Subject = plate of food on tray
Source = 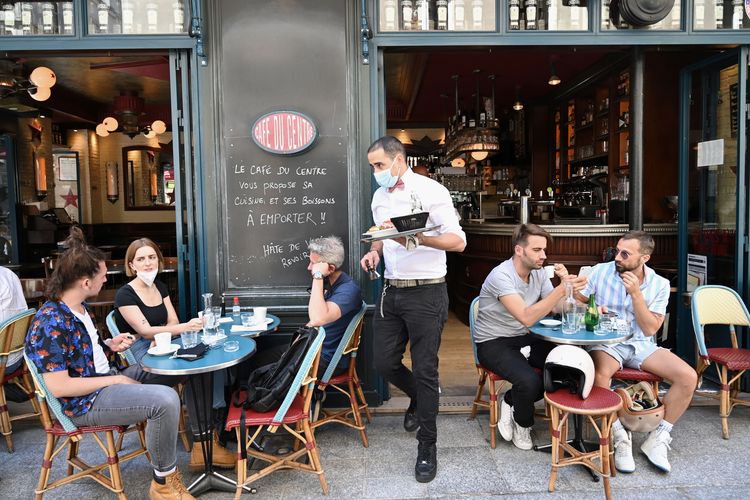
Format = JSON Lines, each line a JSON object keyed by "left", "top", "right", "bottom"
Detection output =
{"left": 362, "top": 221, "right": 398, "bottom": 239}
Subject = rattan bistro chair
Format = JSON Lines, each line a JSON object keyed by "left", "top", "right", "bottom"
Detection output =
{"left": 311, "top": 302, "right": 370, "bottom": 447}
{"left": 612, "top": 318, "right": 667, "bottom": 396}
{"left": 0, "top": 309, "right": 42, "bottom": 452}
{"left": 226, "top": 327, "right": 328, "bottom": 498}
{"left": 691, "top": 285, "right": 750, "bottom": 439}
{"left": 106, "top": 311, "right": 190, "bottom": 451}
{"left": 23, "top": 352, "right": 149, "bottom": 499}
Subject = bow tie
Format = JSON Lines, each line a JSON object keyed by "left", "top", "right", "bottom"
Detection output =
{"left": 387, "top": 179, "right": 405, "bottom": 193}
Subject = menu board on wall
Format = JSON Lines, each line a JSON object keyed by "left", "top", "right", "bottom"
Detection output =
{"left": 219, "top": 0, "right": 350, "bottom": 290}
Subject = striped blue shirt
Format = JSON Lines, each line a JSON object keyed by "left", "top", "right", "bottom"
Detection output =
{"left": 581, "top": 261, "right": 670, "bottom": 344}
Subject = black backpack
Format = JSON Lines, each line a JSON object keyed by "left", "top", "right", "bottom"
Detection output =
{"left": 235, "top": 325, "right": 317, "bottom": 413}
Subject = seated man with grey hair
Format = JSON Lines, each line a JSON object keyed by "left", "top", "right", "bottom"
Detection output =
{"left": 306, "top": 235, "right": 363, "bottom": 379}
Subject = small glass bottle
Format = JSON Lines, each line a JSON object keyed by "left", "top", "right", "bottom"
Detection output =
{"left": 173, "top": 1, "right": 185, "bottom": 32}
{"left": 20, "top": 2, "right": 32, "bottom": 35}
{"left": 2, "top": 3, "right": 15, "bottom": 36}
{"left": 42, "top": 2, "right": 56, "bottom": 34}
{"left": 146, "top": 1, "right": 159, "bottom": 32}
{"left": 122, "top": 0, "right": 134, "bottom": 33}
{"left": 97, "top": 1, "right": 109, "bottom": 33}
{"left": 401, "top": 0, "right": 413, "bottom": 30}
{"left": 232, "top": 296, "right": 241, "bottom": 318}
{"left": 509, "top": 0, "right": 521, "bottom": 30}
{"left": 584, "top": 293, "right": 599, "bottom": 332}
{"left": 62, "top": 2, "right": 73, "bottom": 34}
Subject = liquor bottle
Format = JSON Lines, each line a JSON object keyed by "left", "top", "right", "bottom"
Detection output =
{"left": 173, "top": 1, "right": 185, "bottom": 32}
{"left": 584, "top": 293, "right": 599, "bottom": 332}
{"left": 471, "top": 0, "right": 483, "bottom": 29}
{"left": 384, "top": 0, "right": 397, "bottom": 30}
{"left": 62, "top": 2, "right": 73, "bottom": 34}
{"left": 509, "top": 0, "right": 520, "bottom": 30}
{"left": 146, "top": 2, "right": 159, "bottom": 32}
{"left": 97, "top": 1, "right": 109, "bottom": 33}
{"left": 122, "top": 0, "right": 134, "bottom": 33}
{"left": 454, "top": 0, "right": 466, "bottom": 29}
{"left": 232, "top": 296, "right": 241, "bottom": 318}
{"left": 2, "top": 3, "right": 14, "bottom": 36}
{"left": 42, "top": 2, "right": 56, "bottom": 34}
{"left": 715, "top": 0, "right": 724, "bottom": 28}
{"left": 525, "top": 0, "right": 538, "bottom": 30}
{"left": 401, "top": 0, "right": 413, "bottom": 30}
{"left": 437, "top": 0, "right": 448, "bottom": 29}
{"left": 20, "top": 2, "right": 32, "bottom": 35}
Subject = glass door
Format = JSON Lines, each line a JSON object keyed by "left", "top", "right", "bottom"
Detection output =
{"left": 0, "top": 134, "right": 20, "bottom": 264}
{"left": 677, "top": 48, "right": 749, "bottom": 364}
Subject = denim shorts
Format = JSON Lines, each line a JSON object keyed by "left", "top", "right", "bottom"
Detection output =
{"left": 589, "top": 339, "right": 662, "bottom": 370}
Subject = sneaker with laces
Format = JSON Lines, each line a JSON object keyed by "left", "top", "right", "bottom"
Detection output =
{"left": 512, "top": 422, "right": 533, "bottom": 450}
{"left": 497, "top": 400, "right": 514, "bottom": 442}
{"left": 414, "top": 442, "right": 437, "bottom": 483}
{"left": 612, "top": 427, "right": 635, "bottom": 473}
{"left": 641, "top": 429, "right": 672, "bottom": 472}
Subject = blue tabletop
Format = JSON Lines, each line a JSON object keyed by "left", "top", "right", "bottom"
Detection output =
{"left": 218, "top": 313, "right": 281, "bottom": 337}
{"left": 140, "top": 335, "right": 256, "bottom": 376}
{"left": 529, "top": 320, "right": 632, "bottom": 346}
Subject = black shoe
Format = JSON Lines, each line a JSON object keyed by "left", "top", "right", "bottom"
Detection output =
{"left": 415, "top": 443, "right": 437, "bottom": 483}
{"left": 403, "top": 404, "right": 419, "bottom": 432}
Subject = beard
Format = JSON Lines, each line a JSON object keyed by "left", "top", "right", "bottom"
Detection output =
{"left": 615, "top": 261, "right": 639, "bottom": 274}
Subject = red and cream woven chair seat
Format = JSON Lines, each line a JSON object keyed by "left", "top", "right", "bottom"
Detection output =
{"left": 545, "top": 386, "right": 622, "bottom": 500}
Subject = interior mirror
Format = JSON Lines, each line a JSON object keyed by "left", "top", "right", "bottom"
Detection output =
{"left": 122, "top": 145, "right": 175, "bottom": 210}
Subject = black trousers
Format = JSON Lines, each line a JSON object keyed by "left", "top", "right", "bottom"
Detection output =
{"left": 373, "top": 282, "right": 448, "bottom": 446}
{"left": 476, "top": 334, "right": 555, "bottom": 428}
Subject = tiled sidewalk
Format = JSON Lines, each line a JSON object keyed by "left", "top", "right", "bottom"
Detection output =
{"left": 0, "top": 403, "right": 748, "bottom": 499}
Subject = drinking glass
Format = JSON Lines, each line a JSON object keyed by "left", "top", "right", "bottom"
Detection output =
{"left": 181, "top": 330, "right": 199, "bottom": 349}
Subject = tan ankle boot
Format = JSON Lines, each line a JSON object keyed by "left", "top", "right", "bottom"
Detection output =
{"left": 149, "top": 469, "right": 195, "bottom": 500}
{"left": 188, "top": 433, "right": 236, "bottom": 471}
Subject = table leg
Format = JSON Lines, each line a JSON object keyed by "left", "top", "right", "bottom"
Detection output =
{"left": 186, "top": 371, "right": 255, "bottom": 495}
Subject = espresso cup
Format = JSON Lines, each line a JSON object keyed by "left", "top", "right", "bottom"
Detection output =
{"left": 154, "top": 332, "right": 171, "bottom": 352}
{"left": 544, "top": 265, "right": 555, "bottom": 279}
{"left": 253, "top": 307, "right": 267, "bottom": 324}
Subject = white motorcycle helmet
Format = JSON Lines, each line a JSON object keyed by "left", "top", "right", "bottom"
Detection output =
{"left": 544, "top": 345, "right": 595, "bottom": 399}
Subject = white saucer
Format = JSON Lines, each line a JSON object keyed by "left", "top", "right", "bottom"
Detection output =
{"left": 218, "top": 317, "right": 234, "bottom": 323}
{"left": 148, "top": 344, "right": 180, "bottom": 356}
{"left": 540, "top": 319, "right": 562, "bottom": 327}
{"left": 243, "top": 317, "right": 273, "bottom": 328}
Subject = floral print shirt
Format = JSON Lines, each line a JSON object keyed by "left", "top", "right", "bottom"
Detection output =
{"left": 25, "top": 300, "right": 111, "bottom": 418}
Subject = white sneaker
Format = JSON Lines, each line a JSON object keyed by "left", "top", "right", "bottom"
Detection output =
{"left": 641, "top": 429, "right": 672, "bottom": 472}
{"left": 612, "top": 427, "right": 635, "bottom": 473}
{"left": 512, "top": 422, "right": 533, "bottom": 450}
{"left": 497, "top": 400, "right": 514, "bottom": 442}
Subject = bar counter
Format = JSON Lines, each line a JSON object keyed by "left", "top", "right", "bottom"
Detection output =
{"left": 447, "top": 222, "right": 678, "bottom": 324}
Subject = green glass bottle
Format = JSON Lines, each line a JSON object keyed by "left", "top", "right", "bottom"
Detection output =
{"left": 584, "top": 293, "right": 599, "bottom": 332}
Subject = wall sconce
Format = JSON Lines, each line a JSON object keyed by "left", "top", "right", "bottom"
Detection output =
{"left": 34, "top": 154, "right": 47, "bottom": 200}
{"left": 105, "top": 161, "right": 119, "bottom": 203}
{"left": 150, "top": 168, "right": 158, "bottom": 203}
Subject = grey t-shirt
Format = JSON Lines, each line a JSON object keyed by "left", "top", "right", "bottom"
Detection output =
{"left": 473, "top": 258, "right": 554, "bottom": 343}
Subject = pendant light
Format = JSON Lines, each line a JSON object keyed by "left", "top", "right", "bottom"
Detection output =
{"left": 513, "top": 85, "right": 524, "bottom": 111}
{"left": 548, "top": 62, "right": 561, "bottom": 86}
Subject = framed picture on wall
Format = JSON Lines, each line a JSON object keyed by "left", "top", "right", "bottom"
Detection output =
{"left": 57, "top": 154, "right": 78, "bottom": 181}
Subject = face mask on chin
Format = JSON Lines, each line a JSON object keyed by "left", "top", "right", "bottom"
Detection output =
{"left": 373, "top": 157, "right": 400, "bottom": 188}
{"left": 137, "top": 270, "right": 158, "bottom": 287}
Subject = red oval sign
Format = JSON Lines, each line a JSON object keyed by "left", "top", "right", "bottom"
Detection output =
{"left": 251, "top": 111, "right": 318, "bottom": 155}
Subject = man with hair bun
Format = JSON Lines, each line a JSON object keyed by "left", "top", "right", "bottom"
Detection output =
{"left": 25, "top": 227, "right": 193, "bottom": 499}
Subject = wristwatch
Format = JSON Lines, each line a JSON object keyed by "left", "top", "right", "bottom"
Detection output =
{"left": 312, "top": 270, "right": 324, "bottom": 280}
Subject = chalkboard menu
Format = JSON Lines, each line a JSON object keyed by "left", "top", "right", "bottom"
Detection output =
{"left": 219, "top": 0, "right": 350, "bottom": 290}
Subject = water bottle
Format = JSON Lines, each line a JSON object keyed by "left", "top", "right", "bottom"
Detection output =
{"left": 561, "top": 283, "right": 578, "bottom": 334}
{"left": 232, "top": 297, "right": 241, "bottom": 318}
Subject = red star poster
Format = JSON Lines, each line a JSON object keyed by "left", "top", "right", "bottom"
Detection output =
{"left": 61, "top": 188, "right": 78, "bottom": 208}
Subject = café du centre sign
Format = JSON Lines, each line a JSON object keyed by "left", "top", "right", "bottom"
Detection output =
{"left": 252, "top": 110, "right": 318, "bottom": 155}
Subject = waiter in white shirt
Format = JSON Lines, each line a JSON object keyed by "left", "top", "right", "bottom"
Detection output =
{"left": 360, "top": 136, "right": 466, "bottom": 483}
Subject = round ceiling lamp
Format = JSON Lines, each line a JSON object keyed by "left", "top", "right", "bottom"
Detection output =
{"left": 450, "top": 157, "right": 466, "bottom": 168}
{"left": 103, "top": 116, "right": 119, "bottom": 132}
{"left": 143, "top": 128, "right": 157, "bottom": 139}
{"left": 470, "top": 151, "right": 489, "bottom": 161}
{"left": 95, "top": 123, "right": 110, "bottom": 137}
{"left": 28, "top": 86, "right": 51, "bottom": 101}
{"left": 29, "top": 66, "right": 56, "bottom": 88}
{"left": 151, "top": 119, "right": 167, "bottom": 134}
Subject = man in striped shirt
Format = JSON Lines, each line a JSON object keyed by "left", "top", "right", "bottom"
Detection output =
{"left": 582, "top": 230, "right": 697, "bottom": 474}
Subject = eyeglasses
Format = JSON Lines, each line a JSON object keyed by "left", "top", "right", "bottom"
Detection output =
{"left": 614, "top": 249, "right": 640, "bottom": 260}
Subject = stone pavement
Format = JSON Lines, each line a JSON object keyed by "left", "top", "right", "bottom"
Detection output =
{"left": 0, "top": 402, "right": 748, "bottom": 499}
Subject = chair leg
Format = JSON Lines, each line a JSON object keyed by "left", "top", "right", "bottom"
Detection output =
{"left": 600, "top": 414, "right": 613, "bottom": 500}
{"left": 720, "top": 365, "right": 730, "bottom": 439}
{"left": 0, "top": 386, "right": 13, "bottom": 452}
{"left": 302, "top": 419, "right": 329, "bottom": 495}
{"left": 67, "top": 439, "right": 79, "bottom": 476}
{"left": 470, "top": 370, "right": 487, "bottom": 420}
{"left": 548, "top": 405, "right": 559, "bottom": 493}
{"left": 348, "top": 380, "right": 368, "bottom": 448}
{"left": 354, "top": 378, "right": 372, "bottom": 423}
{"left": 105, "top": 431, "right": 126, "bottom": 499}
{"left": 36, "top": 433, "right": 56, "bottom": 499}
{"left": 488, "top": 378, "right": 497, "bottom": 449}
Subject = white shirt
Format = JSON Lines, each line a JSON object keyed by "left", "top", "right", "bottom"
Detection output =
{"left": 71, "top": 308, "right": 111, "bottom": 375}
{"left": 371, "top": 168, "right": 466, "bottom": 279}
{"left": 1, "top": 267, "right": 27, "bottom": 366}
